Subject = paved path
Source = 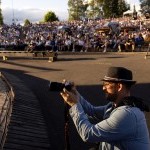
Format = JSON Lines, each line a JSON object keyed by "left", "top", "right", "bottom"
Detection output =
{"left": 0, "top": 72, "right": 51, "bottom": 150}
{"left": 0, "top": 52, "right": 150, "bottom": 150}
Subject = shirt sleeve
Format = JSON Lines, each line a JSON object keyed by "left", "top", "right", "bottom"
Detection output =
{"left": 69, "top": 102, "right": 137, "bottom": 143}
{"left": 78, "top": 96, "right": 107, "bottom": 120}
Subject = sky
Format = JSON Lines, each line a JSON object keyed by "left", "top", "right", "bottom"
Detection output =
{"left": 1, "top": 0, "right": 140, "bottom": 25}
{"left": 1, "top": 0, "right": 69, "bottom": 24}
{"left": 2, "top": 0, "right": 68, "bottom": 11}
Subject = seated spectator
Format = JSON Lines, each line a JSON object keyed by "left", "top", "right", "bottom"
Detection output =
{"left": 135, "top": 33, "right": 144, "bottom": 51}
{"left": 101, "top": 38, "right": 110, "bottom": 53}
{"left": 118, "top": 39, "right": 126, "bottom": 52}
{"left": 125, "top": 34, "right": 136, "bottom": 51}
{"left": 45, "top": 38, "right": 52, "bottom": 51}
{"left": 64, "top": 37, "right": 72, "bottom": 51}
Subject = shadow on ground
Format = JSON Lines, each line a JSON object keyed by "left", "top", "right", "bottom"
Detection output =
{"left": 57, "top": 57, "right": 96, "bottom": 62}
{"left": 0, "top": 61, "right": 63, "bottom": 72}
{"left": 1, "top": 68, "right": 150, "bottom": 150}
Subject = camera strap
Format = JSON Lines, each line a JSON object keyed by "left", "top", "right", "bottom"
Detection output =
{"left": 118, "top": 96, "right": 149, "bottom": 112}
{"left": 64, "top": 102, "right": 70, "bottom": 150}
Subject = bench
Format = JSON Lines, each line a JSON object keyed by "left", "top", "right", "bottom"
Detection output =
{"left": 0, "top": 51, "right": 58, "bottom": 62}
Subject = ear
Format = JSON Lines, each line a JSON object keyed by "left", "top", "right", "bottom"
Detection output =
{"left": 117, "top": 83, "right": 123, "bottom": 92}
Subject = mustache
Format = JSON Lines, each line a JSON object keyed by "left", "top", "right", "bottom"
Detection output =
{"left": 104, "top": 90, "right": 109, "bottom": 95}
{"left": 103, "top": 89, "right": 108, "bottom": 93}
{"left": 103, "top": 90, "right": 117, "bottom": 102}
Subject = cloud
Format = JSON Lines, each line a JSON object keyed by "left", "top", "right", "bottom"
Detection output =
{"left": 2, "top": 8, "right": 68, "bottom": 25}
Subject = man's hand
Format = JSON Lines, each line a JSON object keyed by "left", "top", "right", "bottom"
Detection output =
{"left": 60, "top": 85, "right": 80, "bottom": 107}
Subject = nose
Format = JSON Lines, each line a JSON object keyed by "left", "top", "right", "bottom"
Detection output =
{"left": 102, "top": 85, "right": 106, "bottom": 91}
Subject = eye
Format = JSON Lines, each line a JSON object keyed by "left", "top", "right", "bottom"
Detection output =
{"left": 103, "top": 82, "right": 116, "bottom": 88}
{"left": 103, "top": 82, "right": 111, "bottom": 87}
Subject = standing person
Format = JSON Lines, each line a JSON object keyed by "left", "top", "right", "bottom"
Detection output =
{"left": 60, "top": 67, "right": 150, "bottom": 150}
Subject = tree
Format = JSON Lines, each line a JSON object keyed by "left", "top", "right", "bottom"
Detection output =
{"left": 44, "top": 11, "right": 59, "bottom": 22}
{"left": 0, "top": 8, "right": 3, "bottom": 25}
{"left": 103, "top": 0, "right": 112, "bottom": 18}
{"left": 95, "top": 0, "right": 105, "bottom": 18}
{"left": 118, "top": 0, "right": 130, "bottom": 17}
{"left": 139, "top": 0, "right": 150, "bottom": 19}
{"left": 86, "top": 0, "right": 104, "bottom": 19}
{"left": 103, "top": 0, "right": 129, "bottom": 18}
{"left": 68, "top": 0, "right": 88, "bottom": 20}
{"left": 24, "top": 19, "right": 31, "bottom": 26}
{"left": 140, "top": 0, "right": 150, "bottom": 10}
{"left": 68, "top": 0, "right": 129, "bottom": 19}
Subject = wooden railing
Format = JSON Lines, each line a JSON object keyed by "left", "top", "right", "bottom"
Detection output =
{"left": 0, "top": 72, "right": 14, "bottom": 149}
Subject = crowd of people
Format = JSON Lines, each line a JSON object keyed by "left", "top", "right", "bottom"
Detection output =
{"left": 0, "top": 16, "right": 150, "bottom": 52}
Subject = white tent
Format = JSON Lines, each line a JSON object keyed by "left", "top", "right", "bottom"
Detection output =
{"left": 123, "top": 10, "right": 133, "bottom": 16}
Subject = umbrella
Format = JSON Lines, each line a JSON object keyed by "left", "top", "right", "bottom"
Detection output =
{"left": 103, "top": 22, "right": 109, "bottom": 27}
{"left": 108, "top": 22, "right": 119, "bottom": 26}
{"left": 57, "top": 26, "right": 70, "bottom": 30}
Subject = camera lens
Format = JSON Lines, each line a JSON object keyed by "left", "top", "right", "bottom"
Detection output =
{"left": 49, "top": 81, "right": 72, "bottom": 92}
{"left": 49, "top": 82, "right": 65, "bottom": 92}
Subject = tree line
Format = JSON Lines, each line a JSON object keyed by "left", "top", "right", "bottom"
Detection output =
{"left": 68, "top": 0, "right": 129, "bottom": 20}
{"left": 68, "top": 0, "right": 150, "bottom": 20}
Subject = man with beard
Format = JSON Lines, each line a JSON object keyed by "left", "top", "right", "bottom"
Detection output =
{"left": 60, "top": 67, "right": 150, "bottom": 150}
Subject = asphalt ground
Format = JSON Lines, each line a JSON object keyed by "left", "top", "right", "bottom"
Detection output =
{"left": 0, "top": 52, "right": 150, "bottom": 150}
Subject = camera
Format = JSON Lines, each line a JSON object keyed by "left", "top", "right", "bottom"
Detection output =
{"left": 49, "top": 81, "right": 72, "bottom": 92}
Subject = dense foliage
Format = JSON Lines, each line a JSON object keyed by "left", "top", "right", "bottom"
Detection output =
{"left": 0, "top": 8, "right": 3, "bottom": 25}
{"left": 140, "top": 0, "right": 150, "bottom": 13}
{"left": 139, "top": 0, "right": 150, "bottom": 19}
{"left": 68, "top": 0, "right": 130, "bottom": 20}
{"left": 24, "top": 19, "right": 31, "bottom": 26}
{"left": 44, "top": 11, "right": 59, "bottom": 22}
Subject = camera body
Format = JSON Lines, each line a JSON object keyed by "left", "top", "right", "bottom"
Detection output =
{"left": 49, "top": 81, "right": 72, "bottom": 92}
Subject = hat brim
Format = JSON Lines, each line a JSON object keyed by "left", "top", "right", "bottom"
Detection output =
{"left": 102, "top": 77, "right": 136, "bottom": 84}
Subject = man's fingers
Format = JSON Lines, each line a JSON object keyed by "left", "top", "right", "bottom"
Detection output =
{"left": 62, "top": 79, "right": 66, "bottom": 84}
{"left": 60, "top": 90, "right": 68, "bottom": 97}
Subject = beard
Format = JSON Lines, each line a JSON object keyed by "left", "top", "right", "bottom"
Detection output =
{"left": 105, "top": 92, "right": 118, "bottom": 102}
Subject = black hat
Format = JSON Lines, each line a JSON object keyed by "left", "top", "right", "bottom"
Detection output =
{"left": 102, "top": 67, "right": 136, "bottom": 84}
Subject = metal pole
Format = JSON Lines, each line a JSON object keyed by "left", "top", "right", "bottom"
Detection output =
{"left": 12, "top": 0, "right": 15, "bottom": 24}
